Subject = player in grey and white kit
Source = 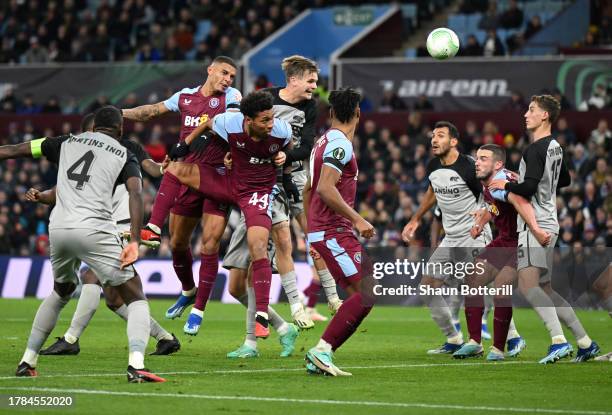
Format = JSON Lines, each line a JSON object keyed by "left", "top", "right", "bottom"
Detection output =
{"left": 0, "top": 106, "right": 165, "bottom": 382}
{"left": 402, "top": 121, "right": 492, "bottom": 354}
{"left": 489, "top": 95, "right": 600, "bottom": 364}
{"left": 27, "top": 114, "right": 180, "bottom": 357}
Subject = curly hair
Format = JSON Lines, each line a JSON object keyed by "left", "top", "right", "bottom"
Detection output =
{"left": 328, "top": 87, "right": 361, "bottom": 123}
{"left": 240, "top": 90, "right": 274, "bottom": 118}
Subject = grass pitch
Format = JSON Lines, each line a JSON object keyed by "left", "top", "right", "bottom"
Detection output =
{"left": 0, "top": 298, "right": 610, "bottom": 415}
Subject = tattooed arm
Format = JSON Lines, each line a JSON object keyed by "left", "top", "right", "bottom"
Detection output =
{"left": 122, "top": 102, "right": 170, "bottom": 122}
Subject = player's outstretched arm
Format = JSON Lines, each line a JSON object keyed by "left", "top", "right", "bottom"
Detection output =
{"left": 507, "top": 192, "right": 551, "bottom": 246}
{"left": 402, "top": 185, "right": 436, "bottom": 243}
{"left": 122, "top": 102, "right": 169, "bottom": 122}
{"left": 183, "top": 117, "right": 214, "bottom": 145}
{"left": 140, "top": 159, "right": 164, "bottom": 178}
{"left": 126, "top": 176, "right": 144, "bottom": 244}
{"left": 0, "top": 142, "right": 34, "bottom": 160}
{"left": 26, "top": 187, "right": 56, "bottom": 205}
{"left": 317, "top": 165, "right": 374, "bottom": 238}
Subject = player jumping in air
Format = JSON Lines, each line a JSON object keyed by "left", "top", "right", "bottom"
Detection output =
{"left": 122, "top": 56, "right": 241, "bottom": 330}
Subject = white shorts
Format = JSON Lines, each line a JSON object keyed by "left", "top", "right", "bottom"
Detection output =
{"left": 427, "top": 233, "right": 490, "bottom": 281}
{"left": 50, "top": 228, "right": 136, "bottom": 287}
{"left": 517, "top": 230, "right": 559, "bottom": 283}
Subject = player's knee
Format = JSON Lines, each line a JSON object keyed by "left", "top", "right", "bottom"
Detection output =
{"left": 249, "top": 239, "right": 268, "bottom": 260}
{"left": 201, "top": 235, "right": 221, "bottom": 255}
{"left": 54, "top": 281, "right": 76, "bottom": 298}
{"left": 105, "top": 300, "right": 121, "bottom": 312}
{"left": 170, "top": 237, "right": 190, "bottom": 252}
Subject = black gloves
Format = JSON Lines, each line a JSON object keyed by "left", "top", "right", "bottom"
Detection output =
{"left": 282, "top": 173, "right": 301, "bottom": 203}
{"left": 168, "top": 141, "right": 190, "bottom": 160}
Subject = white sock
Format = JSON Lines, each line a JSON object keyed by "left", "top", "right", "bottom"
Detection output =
{"left": 552, "top": 335, "right": 568, "bottom": 344}
{"left": 245, "top": 287, "right": 257, "bottom": 345}
{"left": 21, "top": 349, "right": 39, "bottom": 367}
{"left": 317, "top": 269, "right": 340, "bottom": 303}
{"left": 276, "top": 322, "right": 289, "bottom": 336}
{"left": 126, "top": 300, "right": 150, "bottom": 369}
{"left": 256, "top": 311, "right": 269, "bottom": 321}
{"left": 281, "top": 271, "right": 301, "bottom": 310}
{"left": 467, "top": 339, "right": 480, "bottom": 346}
{"left": 447, "top": 333, "right": 464, "bottom": 345}
{"left": 507, "top": 318, "right": 520, "bottom": 340}
{"left": 129, "top": 351, "right": 145, "bottom": 369}
{"left": 316, "top": 338, "right": 332, "bottom": 353}
{"left": 65, "top": 283, "right": 100, "bottom": 342}
{"left": 577, "top": 335, "right": 592, "bottom": 349}
{"left": 64, "top": 333, "right": 78, "bottom": 344}
{"left": 290, "top": 302, "right": 303, "bottom": 315}
{"left": 182, "top": 287, "right": 196, "bottom": 297}
{"left": 114, "top": 304, "right": 129, "bottom": 320}
{"left": 190, "top": 308, "right": 203, "bottom": 318}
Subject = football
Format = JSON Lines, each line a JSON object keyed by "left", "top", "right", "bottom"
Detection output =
{"left": 426, "top": 27, "right": 460, "bottom": 60}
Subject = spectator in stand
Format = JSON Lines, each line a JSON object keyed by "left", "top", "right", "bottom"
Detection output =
{"left": 163, "top": 37, "right": 184, "bottom": 61}
{"left": 40, "top": 96, "right": 62, "bottom": 113}
{"left": 478, "top": 1, "right": 499, "bottom": 31}
{"left": 462, "top": 35, "right": 483, "bottom": 56}
{"left": 482, "top": 120, "right": 504, "bottom": 146}
{"left": 552, "top": 88, "right": 573, "bottom": 111}
{"left": 230, "top": 36, "right": 251, "bottom": 60}
{"left": 144, "top": 126, "right": 168, "bottom": 163}
{"left": 254, "top": 74, "right": 272, "bottom": 90}
{"left": 86, "top": 95, "right": 110, "bottom": 114}
{"left": 413, "top": 94, "right": 434, "bottom": 111}
{"left": 379, "top": 87, "right": 407, "bottom": 112}
{"left": 589, "top": 119, "right": 611, "bottom": 147}
{"left": 504, "top": 91, "right": 526, "bottom": 111}
{"left": 458, "top": 0, "right": 489, "bottom": 14}
{"left": 579, "top": 83, "right": 610, "bottom": 111}
{"left": 498, "top": 0, "right": 523, "bottom": 29}
{"left": 137, "top": 42, "right": 162, "bottom": 62}
{"left": 16, "top": 95, "right": 41, "bottom": 115}
{"left": 23, "top": 36, "right": 49, "bottom": 63}
{"left": 524, "top": 15, "right": 543, "bottom": 40}
{"left": 483, "top": 30, "right": 505, "bottom": 56}
{"left": 555, "top": 117, "right": 578, "bottom": 145}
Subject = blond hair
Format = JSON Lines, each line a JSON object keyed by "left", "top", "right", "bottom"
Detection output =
{"left": 281, "top": 55, "right": 319, "bottom": 81}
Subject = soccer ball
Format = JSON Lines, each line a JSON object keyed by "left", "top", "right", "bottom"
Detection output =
{"left": 426, "top": 28, "right": 460, "bottom": 60}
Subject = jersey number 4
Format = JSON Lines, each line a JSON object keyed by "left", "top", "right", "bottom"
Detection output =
{"left": 67, "top": 150, "right": 95, "bottom": 190}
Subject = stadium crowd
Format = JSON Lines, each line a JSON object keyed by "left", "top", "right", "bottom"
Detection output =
{"left": 0, "top": 106, "right": 609, "bottom": 258}
{"left": 0, "top": 0, "right": 308, "bottom": 64}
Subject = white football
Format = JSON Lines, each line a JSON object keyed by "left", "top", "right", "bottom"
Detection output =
{"left": 426, "top": 28, "right": 460, "bottom": 60}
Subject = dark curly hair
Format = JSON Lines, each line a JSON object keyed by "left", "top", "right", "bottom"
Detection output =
{"left": 329, "top": 87, "right": 361, "bottom": 123}
{"left": 240, "top": 90, "right": 274, "bottom": 119}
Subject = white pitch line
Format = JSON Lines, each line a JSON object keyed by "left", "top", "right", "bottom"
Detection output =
{"left": 0, "top": 386, "right": 609, "bottom": 415}
{"left": 0, "top": 361, "right": 536, "bottom": 381}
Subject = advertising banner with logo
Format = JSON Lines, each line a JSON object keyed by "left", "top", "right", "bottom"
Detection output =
{"left": 0, "top": 257, "right": 311, "bottom": 301}
{"left": 337, "top": 57, "right": 612, "bottom": 111}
